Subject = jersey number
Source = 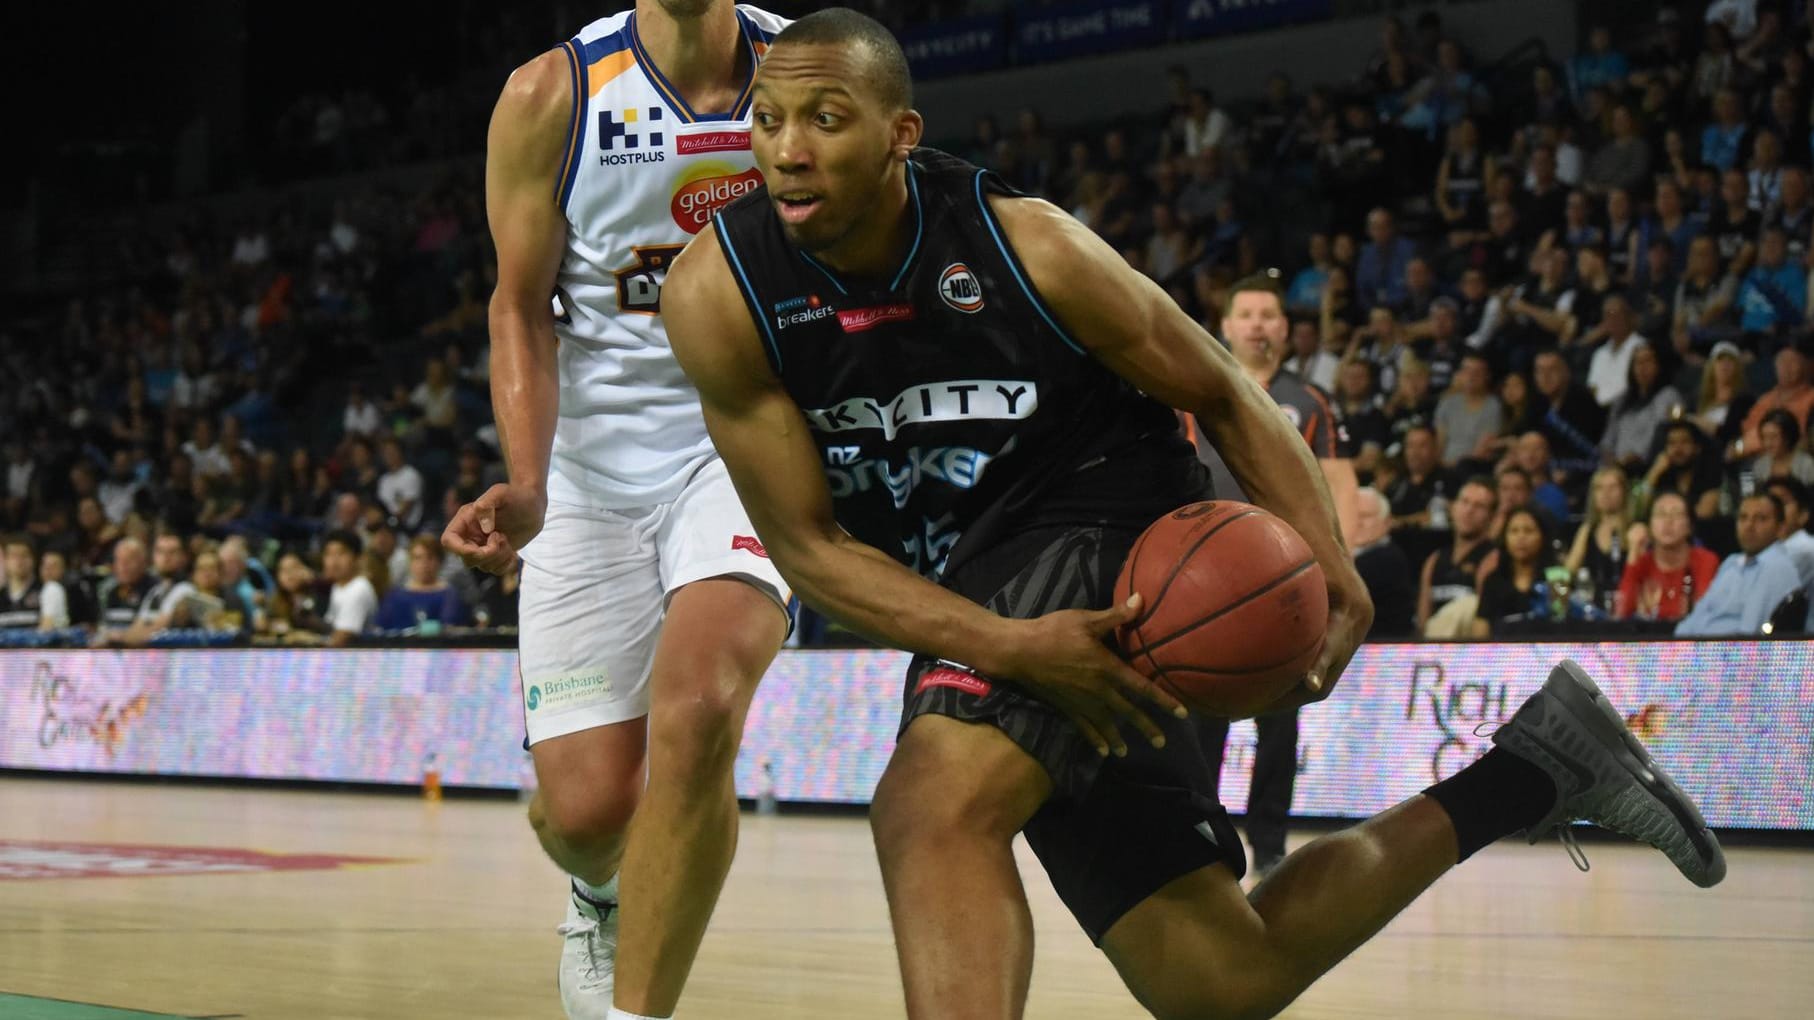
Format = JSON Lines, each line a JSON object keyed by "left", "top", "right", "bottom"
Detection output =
{"left": 613, "top": 244, "right": 689, "bottom": 316}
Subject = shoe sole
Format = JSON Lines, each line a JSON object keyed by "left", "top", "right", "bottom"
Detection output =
{"left": 1546, "top": 660, "right": 1726, "bottom": 888}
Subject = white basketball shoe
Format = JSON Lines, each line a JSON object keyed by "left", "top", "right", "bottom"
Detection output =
{"left": 557, "top": 880, "right": 618, "bottom": 1019}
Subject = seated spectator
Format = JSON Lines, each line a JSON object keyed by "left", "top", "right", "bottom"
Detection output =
{"left": 1387, "top": 425, "right": 1452, "bottom": 527}
{"left": 1565, "top": 466, "right": 1635, "bottom": 596}
{"left": 1747, "top": 130, "right": 1787, "bottom": 214}
{"left": 1416, "top": 476, "right": 1496, "bottom": 635}
{"left": 1616, "top": 491, "right": 1722, "bottom": 622}
{"left": 73, "top": 496, "right": 121, "bottom": 571}
{"left": 1356, "top": 208, "right": 1417, "bottom": 311}
{"left": 1677, "top": 493, "right": 1804, "bottom": 635}
{"left": 1692, "top": 341, "right": 1756, "bottom": 448}
{"left": 343, "top": 382, "right": 382, "bottom": 438}
{"left": 1749, "top": 409, "right": 1814, "bottom": 485}
{"left": 1646, "top": 420, "right": 1727, "bottom": 522}
{"left": 376, "top": 437, "right": 425, "bottom": 531}
{"left": 1761, "top": 167, "right": 1811, "bottom": 264}
{"left": 1495, "top": 247, "right": 1575, "bottom": 368}
{"left": 40, "top": 550, "right": 94, "bottom": 627}
{"left": 1564, "top": 244, "right": 1617, "bottom": 343}
{"left": 1570, "top": 26, "right": 1628, "bottom": 100}
{"left": 1284, "top": 233, "right": 1333, "bottom": 314}
{"left": 1490, "top": 464, "right": 1557, "bottom": 539}
{"left": 1582, "top": 105, "right": 1650, "bottom": 197}
{"left": 1407, "top": 299, "right": 1464, "bottom": 391}
{"left": 1633, "top": 238, "right": 1680, "bottom": 340}
{"left": 1280, "top": 319, "right": 1339, "bottom": 395}
{"left": 1763, "top": 478, "right": 1814, "bottom": 595}
{"left": 1736, "top": 344, "right": 1814, "bottom": 457}
{"left": 94, "top": 537, "right": 153, "bottom": 634}
{"left": 1671, "top": 236, "right": 1739, "bottom": 359}
{"left": 218, "top": 535, "right": 271, "bottom": 623}
{"left": 470, "top": 552, "right": 521, "bottom": 629}
{"left": 1350, "top": 488, "right": 1414, "bottom": 637}
{"left": 168, "top": 548, "right": 252, "bottom": 636}
{"left": 1524, "top": 351, "right": 1607, "bottom": 481}
{"left": 97, "top": 450, "right": 143, "bottom": 525}
{"left": 1383, "top": 359, "right": 1437, "bottom": 446}
{"left": 1644, "top": 182, "right": 1701, "bottom": 277}
{"left": 376, "top": 535, "right": 472, "bottom": 632}
{"left": 1699, "top": 88, "right": 1750, "bottom": 172}
{"left": 1601, "top": 344, "right": 1685, "bottom": 473}
{"left": 1509, "top": 431, "right": 1572, "bottom": 523}
{"left": 1735, "top": 227, "right": 1807, "bottom": 342}
{"left": 1472, "top": 507, "right": 1557, "bottom": 636}
{"left": 1585, "top": 298, "right": 1646, "bottom": 408}
{"left": 1434, "top": 120, "right": 1489, "bottom": 240}
{"left": 1350, "top": 307, "right": 1412, "bottom": 394}
{"left": 1333, "top": 358, "right": 1390, "bottom": 473}
{"left": 1434, "top": 352, "right": 1502, "bottom": 469}
{"left": 1707, "top": 170, "right": 1761, "bottom": 275}
{"left": 264, "top": 551, "right": 328, "bottom": 639}
{"left": 321, "top": 529, "right": 378, "bottom": 646}
{"left": 183, "top": 417, "right": 232, "bottom": 480}
{"left": 1603, "top": 188, "right": 1642, "bottom": 284}
{"left": 1, "top": 534, "right": 66, "bottom": 631}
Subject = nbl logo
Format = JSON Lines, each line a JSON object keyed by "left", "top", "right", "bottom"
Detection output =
{"left": 938, "top": 263, "right": 984, "bottom": 313}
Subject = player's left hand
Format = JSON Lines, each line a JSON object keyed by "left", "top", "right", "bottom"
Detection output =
{"left": 1272, "top": 564, "right": 1373, "bottom": 712}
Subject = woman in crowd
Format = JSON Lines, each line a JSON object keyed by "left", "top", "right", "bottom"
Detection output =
{"left": 1748, "top": 409, "right": 1814, "bottom": 485}
{"left": 1601, "top": 344, "right": 1685, "bottom": 473}
{"left": 1472, "top": 507, "right": 1557, "bottom": 636}
{"left": 1694, "top": 341, "right": 1756, "bottom": 448}
{"left": 1615, "top": 491, "right": 1720, "bottom": 623}
{"left": 263, "top": 551, "right": 327, "bottom": 638}
{"left": 168, "top": 548, "right": 252, "bottom": 636}
{"left": 375, "top": 535, "right": 471, "bottom": 632}
{"left": 1565, "top": 466, "right": 1634, "bottom": 603}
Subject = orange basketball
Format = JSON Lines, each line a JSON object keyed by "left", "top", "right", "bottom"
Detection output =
{"left": 1114, "top": 501, "right": 1328, "bottom": 718}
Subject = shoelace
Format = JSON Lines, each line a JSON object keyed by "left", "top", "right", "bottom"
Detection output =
{"left": 556, "top": 916, "right": 607, "bottom": 981}
{"left": 1555, "top": 824, "right": 1592, "bottom": 874}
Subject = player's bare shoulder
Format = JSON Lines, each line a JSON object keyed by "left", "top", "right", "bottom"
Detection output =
{"left": 664, "top": 223, "right": 767, "bottom": 389}
{"left": 984, "top": 192, "right": 1100, "bottom": 270}
{"left": 489, "top": 47, "right": 575, "bottom": 155}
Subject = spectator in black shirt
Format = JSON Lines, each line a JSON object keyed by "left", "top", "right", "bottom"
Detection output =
{"left": 1409, "top": 298, "right": 1464, "bottom": 392}
{"left": 94, "top": 536, "right": 153, "bottom": 635}
{"left": 1473, "top": 506, "right": 1558, "bottom": 636}
{"left": 1388, "top": 424, "right": 1453, "bottom": 527}
{"left": 1646, "top": 419, "right": 1728, "bottom": 522}
{"left": 1524, "top": 349, "right": 1605, "bottom": 483}
{"left": 1567, "top": 244, "right": 1617, "bottom": 350}
{"left": 1763, "top": 166, "right": 1812, "bottom": 263}
{"left": 1351, "top": 488, "right": 1415, "bottom": 638}
{"left": 1480, "top": 200, "right": 1532, "bottom": 287}
{"left": 39, "top": 549, "right": 96, "bottom": 627}
{"left": 1710, "top": 169, "right": 1762, "bottom": 273}
{"left": 1333, "top": 359, "right": 1390, "bottom": 473}
{"left": 1518, "top": 145, "right": 1569, "bottom": 240}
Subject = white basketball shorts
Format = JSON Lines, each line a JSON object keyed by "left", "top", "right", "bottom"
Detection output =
{"left": 516, "top": 457, "right": 791, "bottom": 745}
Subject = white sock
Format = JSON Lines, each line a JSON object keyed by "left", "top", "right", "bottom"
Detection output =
{"left": 606, "top": 1010, "right": 668, "bottom": 1020}
{"left": 572, "top": 871, "right": 618, "bottom": 905}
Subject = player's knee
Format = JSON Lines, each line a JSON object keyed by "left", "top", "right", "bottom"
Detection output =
{"left": 868, "top": 755, "right": 1017, "bottom": 862}
{"left": 650, "top": 668, "right": 755, "bottom": 776}
{"left": 531, "top": 777, "right": 639, "bottom": 850}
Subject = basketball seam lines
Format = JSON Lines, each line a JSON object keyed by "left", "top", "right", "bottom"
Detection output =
{"left": 1126, "top": 557, "right": 1319, "bottom": 659}
{"left": 1127, "top": 508, "right": 1261, "bottom": 642}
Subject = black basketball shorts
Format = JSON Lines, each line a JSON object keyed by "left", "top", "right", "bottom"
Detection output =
{"left": 900, "top": 524, "right": 1246, "bottom": 945}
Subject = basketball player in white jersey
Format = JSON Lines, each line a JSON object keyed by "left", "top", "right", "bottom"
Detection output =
{"left": 442, "top": 4, "right": 791, "bottom": 1019}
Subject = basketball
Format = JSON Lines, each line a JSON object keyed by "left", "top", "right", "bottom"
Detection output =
{"left": 1114, "top": 501, "right": 1328, "bottom": 718}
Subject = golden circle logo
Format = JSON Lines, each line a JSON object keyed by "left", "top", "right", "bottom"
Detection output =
{"left": 672, "top": 161, "right": 764, "bottom": 234}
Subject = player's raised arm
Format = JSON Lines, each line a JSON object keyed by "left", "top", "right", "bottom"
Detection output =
{"left": 988, "top": 194, "right": 1373, "bottom": 703}
{"left": 664, "top": 227, "right": 1184, "bottom": 756}
{"left": 443, "top": 50, "right": 570, "bottom": 572}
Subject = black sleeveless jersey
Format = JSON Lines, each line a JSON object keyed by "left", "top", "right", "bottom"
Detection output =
{"left": 714, "top": 148, "right": 1206, "bottom": 579}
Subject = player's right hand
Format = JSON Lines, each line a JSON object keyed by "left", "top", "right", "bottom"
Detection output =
{"left": 442, "top": 483, "right": 546, "bottom": 575}
{"left": 995, "top": 594, "right": 1187, "bottom": 759}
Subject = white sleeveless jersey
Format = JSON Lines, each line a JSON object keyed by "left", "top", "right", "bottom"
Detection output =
{"left": 547, "top": 5, "right": 788, "bottom": 507}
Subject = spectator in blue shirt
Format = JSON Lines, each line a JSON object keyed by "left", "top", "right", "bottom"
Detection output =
{"left": 375, "top": 535, "right": 472, "bottom": 632}
{"left": 1357, "top": 207, "right": 1417, "bottom": 312}
{"left": 1699, "top": 89, "right": 1750, "bottom": 172}
{"left": 1285, "top": 233, "right": 1333, "bottom": 314}
{"left": 1677, "top": 493, "right": 1804, "bottom": 635}
{"left": 1569, "top": 26, "right": 1629, "bottom": 99}
{"left": 1736, "top": 226, "right": 1807, "bottom": 336}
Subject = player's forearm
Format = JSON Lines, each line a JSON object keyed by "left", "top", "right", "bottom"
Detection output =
{"left": 489, "top": 302, "right": 561, "bottom": 493}
{"left": 775, "top": 532, "right": 1022, "bottom": 677}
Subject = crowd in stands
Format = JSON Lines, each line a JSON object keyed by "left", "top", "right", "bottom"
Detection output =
{"left": 6, "top": 2, "right": 1814, "bottom": 646}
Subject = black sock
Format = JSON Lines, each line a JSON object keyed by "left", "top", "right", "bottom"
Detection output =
{"left": 1423, "top": 748, "right": 1559, "bottom": 863}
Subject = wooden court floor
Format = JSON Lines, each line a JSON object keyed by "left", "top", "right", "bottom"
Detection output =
{"left": 0, "top": 779, "right": 1809, "bottom": 1019}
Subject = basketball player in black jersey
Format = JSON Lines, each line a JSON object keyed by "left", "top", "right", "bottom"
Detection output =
{"left": 663, "top": 10, "right": 1725, "bottom": 1018}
